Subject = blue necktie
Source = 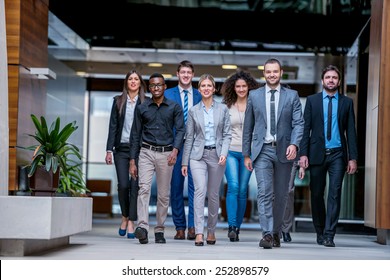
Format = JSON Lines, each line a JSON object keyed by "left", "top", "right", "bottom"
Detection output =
{"left": 183, "top": 90, "right": 188, "bottom": 123}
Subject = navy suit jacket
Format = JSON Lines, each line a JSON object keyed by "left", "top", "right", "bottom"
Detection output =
{"left": 165, "top": 86, "right": 202, "bottom": 111}
{"left": 165, "top": 86, "right": 202, "bottom": 147}
{"left": 299, "top": 92, "right": 358, "bottom": 165}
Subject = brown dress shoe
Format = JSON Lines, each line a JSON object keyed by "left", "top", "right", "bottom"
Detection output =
{"left": 174, "top": 229, "right": 185, "bottom": 240}
{"left": 187, "top": 227, "right": 196, "bottom": 240}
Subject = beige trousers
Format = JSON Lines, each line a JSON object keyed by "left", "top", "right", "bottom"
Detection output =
{"left": 136, "top": 147, "right": 174, "bottom": 233}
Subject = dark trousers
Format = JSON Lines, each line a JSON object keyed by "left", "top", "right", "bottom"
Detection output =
{"left": 309, "top": 150, "right": 345, "bottom": 239}
{"left": 114, "top": 147, "right": 138, "bottom": 221}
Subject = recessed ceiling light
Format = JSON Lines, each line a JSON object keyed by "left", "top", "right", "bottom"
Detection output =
{"left": 148, "top": 63, "right": 163, "bottom": 67}
{"left": 222, "top": 64, "right": 237, "bottom": 70}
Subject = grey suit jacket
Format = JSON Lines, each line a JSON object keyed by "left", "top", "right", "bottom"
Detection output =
{"left": 242, "top": 86, "right": 304, "bottom": 163}
{"left": 182, "top": 100, "right": 232, "bottom": 165}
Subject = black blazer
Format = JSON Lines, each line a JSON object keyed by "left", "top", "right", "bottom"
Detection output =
{"left": 299, "top": 92, "right": 358, "bottom": 165}
{"left": 106, "top": 95, "right": 142, "bottom": 151}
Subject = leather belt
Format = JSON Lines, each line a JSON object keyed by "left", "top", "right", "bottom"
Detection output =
{"left": 264, "top": 142, "right": 277, "bottom": 147}
{"left": 204, "top": 145, "right": 216, "bottom": 150}
{"left": 142, "top": 143, "right": 173, "bottom": 152}
{"left": 325, "top": 147, "right": 342, "bottom": 155}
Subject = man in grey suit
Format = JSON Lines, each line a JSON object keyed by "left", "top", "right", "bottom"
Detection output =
{"left": 243, "top": 58, "right": 304, "bottom": 249}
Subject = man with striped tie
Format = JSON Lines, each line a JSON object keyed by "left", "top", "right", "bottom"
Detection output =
{"left": 165, "top": 60, "right": 202, "bottom": 240}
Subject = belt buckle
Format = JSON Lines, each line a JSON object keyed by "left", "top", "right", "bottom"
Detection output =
{"left": 325, "top": 148, "right": 331, "bottom": 155}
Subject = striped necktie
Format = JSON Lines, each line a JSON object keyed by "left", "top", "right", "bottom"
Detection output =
{"left": 183, "top": 90, "right": 188, "bottom": 123}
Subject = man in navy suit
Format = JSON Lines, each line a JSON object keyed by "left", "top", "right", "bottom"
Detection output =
{"left": 164, "top": 60, "right": 202, "bottom": 240}
{"left": 300, "top": 65, "right": 358, "bottom": 247}
{"left": 243, "top": 58, "right": 304, "bottom": 249}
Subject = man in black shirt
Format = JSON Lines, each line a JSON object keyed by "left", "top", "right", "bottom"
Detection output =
{"left": 130, "top": 73, "right": 185, "bottom": 244}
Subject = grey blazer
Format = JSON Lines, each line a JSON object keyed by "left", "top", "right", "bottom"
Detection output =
{"left": 242, "top": 86, "right": 304, "bottom": 163}
{"left": 182, "top": 100, "right": 232, "bottom": 165}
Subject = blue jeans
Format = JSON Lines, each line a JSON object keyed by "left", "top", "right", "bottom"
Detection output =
{"left": 225, "top": 150, "right": 252, "bottom": 228}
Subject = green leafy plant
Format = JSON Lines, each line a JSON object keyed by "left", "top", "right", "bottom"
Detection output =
{"left": 26, "top": 114, "right": 87, "bottom": 196}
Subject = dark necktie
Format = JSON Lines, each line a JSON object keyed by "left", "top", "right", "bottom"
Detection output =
{"left": 183, "top": 90, "right": 188, "bottom": 124}
{"left": 270, "top": 89, "right": 276, "bottom": 136}
{"left": 327, "top": 95, "right": 334, "bottom": 141}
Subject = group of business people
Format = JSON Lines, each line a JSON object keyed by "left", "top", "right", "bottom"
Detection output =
{"left": 105, "top": 58, "right": 358, "bottom": 248}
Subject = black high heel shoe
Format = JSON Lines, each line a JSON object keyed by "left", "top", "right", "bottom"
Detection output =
{"left": 194, "top": 234, "right": 204, "bottom": 246}
{"left": 206, "top": 233, "right": 216, "bottom": 245}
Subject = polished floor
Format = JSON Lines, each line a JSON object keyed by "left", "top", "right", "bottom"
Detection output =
{"left": 2, "top": 215, "right": 389, "bottom": 260}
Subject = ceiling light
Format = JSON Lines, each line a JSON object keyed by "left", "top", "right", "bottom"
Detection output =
{"left": 162, "top": 74, "right": 173, "bottom": 79}
{"left": 257, "top": 65, "right": 264, "bottom": 70}
{"left": 262, "top": 43, "right": 298, "bottom": 50}
{"left": 222, "top": 64, "right": 237, "bottom": 70}
{"left": 148, "top": 63, "right": 163, "bottom": 67}
{"left": 76, "top": 71, "right": 86, "bottom": 76}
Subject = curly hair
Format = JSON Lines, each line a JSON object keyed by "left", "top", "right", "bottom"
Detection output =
{"left": 221, "top": 70, "right": 260, "bottom": 108}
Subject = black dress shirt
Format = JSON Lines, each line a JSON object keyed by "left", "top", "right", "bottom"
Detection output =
{"left": 130, "top": 97, "right": 185, "bottom": 159}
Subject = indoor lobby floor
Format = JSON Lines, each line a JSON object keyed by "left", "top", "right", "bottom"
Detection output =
{"left": 1, "top": 216, "right": 389, "bottom": 260}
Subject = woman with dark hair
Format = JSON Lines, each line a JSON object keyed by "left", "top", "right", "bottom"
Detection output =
{"left": 221, "top": 70, "right": 260, "bottom": 242}
{"left": 105, "top": 70, "right": 147, "bottom": 239}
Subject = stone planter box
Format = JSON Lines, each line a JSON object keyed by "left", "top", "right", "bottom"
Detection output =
{"left": 0, "top": 196, "right": 92, "bottom": 256}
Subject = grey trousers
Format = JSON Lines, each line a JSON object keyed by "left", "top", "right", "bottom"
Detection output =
{"left": 253, "top": 145, "right": 293, "bottom": 236}
{"left": 191, "top": 149, "right": 226, "bottom": 236}
{"left": 282, "top": 162, "right": 297, "bottom": 233}
{"left": 136, "top": 147, "right": 174, "bottom": 233}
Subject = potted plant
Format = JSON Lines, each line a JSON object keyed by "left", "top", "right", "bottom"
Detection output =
{"left": 26, "top": 114, "right": 87, "bottom": 196}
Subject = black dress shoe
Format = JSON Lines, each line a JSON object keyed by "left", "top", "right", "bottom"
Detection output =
{"left": 282, "top": 232, "right": 292, "bottom": 242}
{"left": 323, "top": 238, "right": 335, "bottom": 247}
{"left": 259, "top": 234, "right": 273, "bottom": 249}
{"left": 135, "top": 227, "right": 149, "bottom": 244}
{"left": 316, "top": 234, "right": 324, "bottom": 245}
{"left": 273, "top": 234, "right": 281, "bottom": 247}
{"left": 155, "top": 232, "right": 166, "bottom": 244}
{"left": 228, "top": 226, "right": 237, "bottom": 242}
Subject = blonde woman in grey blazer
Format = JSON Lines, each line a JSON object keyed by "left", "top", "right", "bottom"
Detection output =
{"left": 182, "top": 74, "right": 232, "bottom": 246}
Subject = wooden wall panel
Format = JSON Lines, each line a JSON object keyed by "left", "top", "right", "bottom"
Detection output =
{"left": 365, "top": 0, "right": 382, "bottom": 228}
{"left": 5, "top": 0, "right": 21, "bottom": 64}
{"left": 7, "top": 65, "right": 19, "bottom": 147}
{"left": 5, "top": 0, "right": 49, "bottom": 192}
{"left": 8, "top": 147, "right": 16, "bottom": 193}
{"left": 377, "top": 0, "right": 390, "bottom": 229}
{"left": 19, "top": 0, "right": 48, "bottom": 67}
